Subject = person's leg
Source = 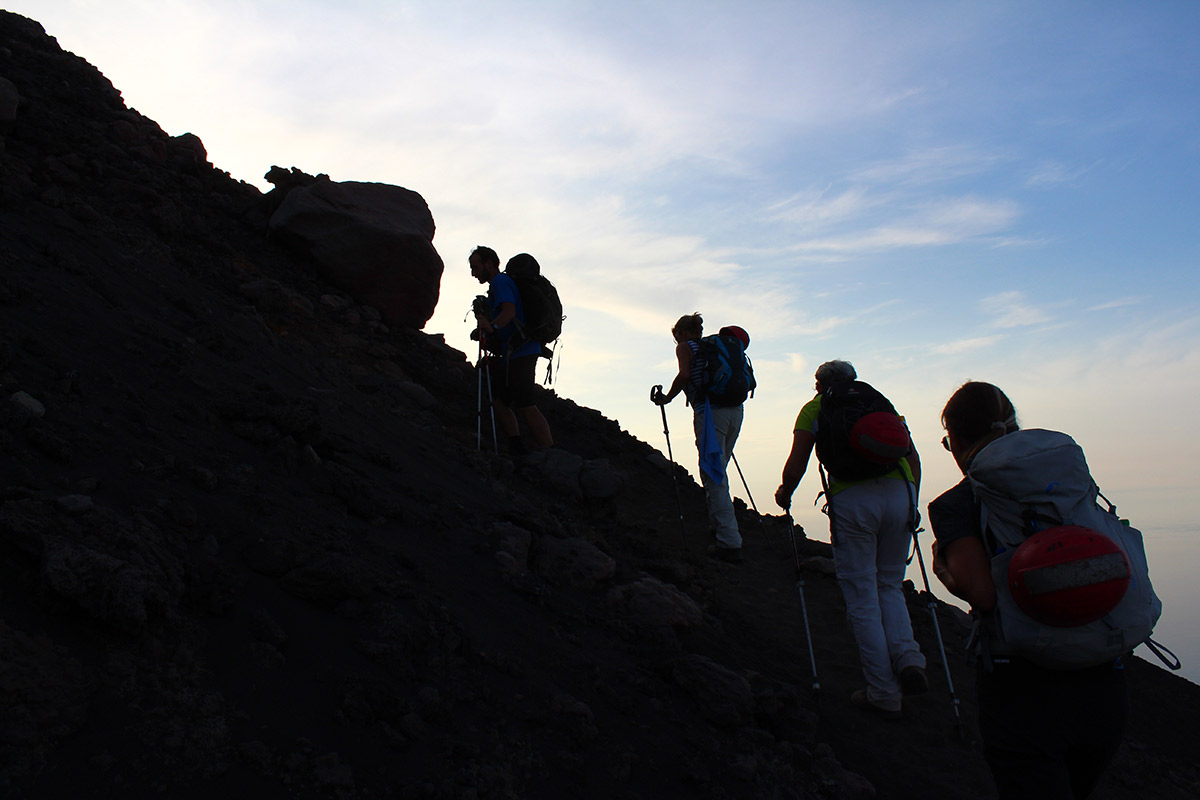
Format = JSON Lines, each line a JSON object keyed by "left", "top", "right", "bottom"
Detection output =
{"left": 519, "top": 405, "right": 553, "bottom": 448}
{"left": 716, "top": 405, "right": 743, "bottom": 548}
{"left": 720, "top": 404, "right": 743, "bottom": 463}
{"left": 830, "top": 482, "right": 901, "bottom": 710}
{"left": 487, "top": 358, "right": 522, "bottom": 447}
{"left": 506, "top": 355, "right": 552, "bottom": 448}
{"left": 493, "top": 405, "right": 519, "bottom": 434}
{"left": 978, "top": 664, "right": 1075, "bottom": 799}
{"left": 874, "top": 479, "right": 925, "bottom": 673}
{"left": 693, "top": 405, "right": 742, "bottom": 550}
{"left": 1063, "top": 665, "right": 1127, "bottom": 798}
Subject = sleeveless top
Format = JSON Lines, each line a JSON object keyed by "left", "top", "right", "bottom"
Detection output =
{"left": 684, "top": 339, "right": 707, "bottom": 406}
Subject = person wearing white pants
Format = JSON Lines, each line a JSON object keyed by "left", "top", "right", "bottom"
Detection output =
{"left": 693, "top": 402, "right": 744, "bottom": 552}
{"left": 654, "top": 312, "right": 747, "bottom": 562}
{"left": 776, "top": 359, "right": 927, "bottom": 717}
{"left": 828, "top": 477, "right": 926, "bottom": 712}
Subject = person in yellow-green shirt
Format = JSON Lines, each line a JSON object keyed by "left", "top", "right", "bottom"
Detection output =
{"left": 775, "top": 359, "right": 926, "bottom": 718}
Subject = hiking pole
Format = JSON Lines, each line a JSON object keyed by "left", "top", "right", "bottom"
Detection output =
{"left": 730, "top": 452, "right": 772, "bottom": 545}
{"left": 476, "top": 343, "right": 498, "bottom": 453}
{"left": 785, "top": 511, "right": 820, "bottom": 698}
{"left": 476, "top": 343, "right": 485, "bottom": 451}
{"left": 651, "top": 385, "right": 688, "bottom": 553}
{"left": 910, "top": 525, "right": 965, "bottom": 741}
{"left": 483, "top": 356, "right": 498, "bottom": 453}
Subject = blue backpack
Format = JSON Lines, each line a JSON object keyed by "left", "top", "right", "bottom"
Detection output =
{"left": 694, "top": 333, "right": 755, "bottom": 407}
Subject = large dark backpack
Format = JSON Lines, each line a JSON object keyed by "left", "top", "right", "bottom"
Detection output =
{"left": 504, "top": 253, "right": 563, "bottom": 349}
{"left": 814, "top": 380, "right": 912, "bottom": 482}
{"left": 694, "top": 333, "right": 755, "bottom": 407}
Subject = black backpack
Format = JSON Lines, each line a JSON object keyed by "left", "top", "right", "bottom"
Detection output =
{"left": 694, "top": 333, "right": 755, "bottom": 407}
{"left": 504, "top": 253, "right": 563, "bottom": 349}
{"left": 814, "top": 380, "right": 912, "bottom": 482}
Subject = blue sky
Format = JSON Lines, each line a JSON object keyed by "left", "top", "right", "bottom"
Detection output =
{"left": 14, "top": 0, "right": 1200, "bottom": 679}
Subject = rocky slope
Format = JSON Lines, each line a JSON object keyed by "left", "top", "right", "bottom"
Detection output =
{"left": 2, "top": 11, "right": 1198, "bottom": 799}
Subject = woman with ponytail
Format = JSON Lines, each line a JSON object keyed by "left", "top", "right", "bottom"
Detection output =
{"left": 929, "top": 382, "right": 1127, "bottom": 799}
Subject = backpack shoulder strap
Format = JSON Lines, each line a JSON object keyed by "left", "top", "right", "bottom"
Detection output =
{"left": 1141, "top": 638, "right": 1182, "bottom": 670}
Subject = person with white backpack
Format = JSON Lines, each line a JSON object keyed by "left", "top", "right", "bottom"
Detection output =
{"left": 929, "top": 381, "right": 1162, "bottom": 799}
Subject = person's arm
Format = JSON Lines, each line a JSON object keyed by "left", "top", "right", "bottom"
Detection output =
{"left": 480, "top": 276, "right": 518, "bottom": 334}
{"left": 659, "top": 342, "right": 693, "bottom": 403}
{"left": 775, "top": 429, "right": 815, "bottom": 509}
{"left": 933, "top": 535, "right": 996, "bottom": 612}
{"left": 487, "top": 301, "right": 516, "bottom": 332}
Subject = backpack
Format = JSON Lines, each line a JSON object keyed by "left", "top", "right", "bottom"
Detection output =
{"left": 694, "top": 333, "right": 755, "bottom": 407}
{"left": 814, "top": 380, "right": 912, "bottom": 482}
{"left": 967, "top": 429, "right": 1162, "bottom": 669}
{"left": 504, "top": 253, "right": 563, "bottom": 349}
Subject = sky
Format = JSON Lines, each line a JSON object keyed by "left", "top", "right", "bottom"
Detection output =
{"left": 12, "top": 0, "right": 1200, "bottom": 681}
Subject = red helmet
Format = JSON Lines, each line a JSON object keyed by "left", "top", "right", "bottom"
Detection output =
{"left": 850, "top": 412, "right": 911, "bottom": 464}
{"left": 719, "top": 325, "right": 750, "bottom": 350}
{"left": 1007, "top": 525, "right": 1131, "bottom": 628}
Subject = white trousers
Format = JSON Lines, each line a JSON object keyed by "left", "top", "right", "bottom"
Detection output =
{"left": 829, "top": 477, "right": 926, "bottom": 710}
{"left": 692, "top": 404, "right": 743, "bottom": 549}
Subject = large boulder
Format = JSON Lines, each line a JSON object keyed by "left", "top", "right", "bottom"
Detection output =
{"left": 267, "top": 172, "right": 443, "bottom": 328}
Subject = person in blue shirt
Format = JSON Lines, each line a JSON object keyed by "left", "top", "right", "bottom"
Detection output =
{"left": 469, "top": 246, "right": 553, "bottom": 455}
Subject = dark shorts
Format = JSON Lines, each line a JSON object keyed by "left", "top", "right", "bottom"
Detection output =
{"left": 977, "top": 658, "right": 1127, "bottom": 799}
{"left": 491, "top": 354, "right": 538, "bottom": 408}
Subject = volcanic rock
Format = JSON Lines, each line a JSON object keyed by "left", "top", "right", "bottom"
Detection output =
{"left": 267, "top": 172, "right": 443, "bottom": 329}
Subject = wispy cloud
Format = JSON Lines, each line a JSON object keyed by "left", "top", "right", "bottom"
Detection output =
{"left": 1088, "top": 296, "right": 1146, "bottom": 312}
{"left": 980, "top": 291, "right": 1054, "bottom": 328}
{"left": 767, "top": 186, "right": 878, "bottom": 232}
{"left": 785, "top": 196, "right": 1021, "bottom": 255}
{"left": 850, "top": 146, "right": 1011, "bottom": 187}
{"left": 1025, "top": 159, "right": 1095, "bottom": 187}
{"left": 932, "top": 335, "right": 1005, "bottom": 355}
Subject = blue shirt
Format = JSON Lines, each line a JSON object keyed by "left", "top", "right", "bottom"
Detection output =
{"left": 488, "top": 273, "right": 540, "bottom": 359}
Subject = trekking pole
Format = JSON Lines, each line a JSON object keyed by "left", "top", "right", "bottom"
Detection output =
{"left": 476, "top": 342, "right": 499, "bottom": 453}
{"left": 483, "top": 356, "right": 498, "bottom": 453}
{"left": 786, "top": 511, "right": 820, "bottom": 698}
{"left": 476, "top": 343, "right": 485, "bottom": 451}
{"left": 909, "top": 524, "right": 966, "bottom": 741}
{"left": 730, "top": 452, "right": 773, "bottom": 545}
{"left": 651, "top": 385, "right": 688, "bottom": 553}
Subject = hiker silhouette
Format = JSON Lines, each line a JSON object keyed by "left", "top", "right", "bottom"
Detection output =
{"left": 469, "top": 246, "right": 553, "bottom": 456}
{"left": 652, "top": 313, "right": 748, "bottom": 563}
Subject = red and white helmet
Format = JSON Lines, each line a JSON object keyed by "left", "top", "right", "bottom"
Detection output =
{"left": 1007, "top": 525, "right": 1132, "bottom": 628}
{"left": 719, "top": 325, "right": 750, "bottom": 350}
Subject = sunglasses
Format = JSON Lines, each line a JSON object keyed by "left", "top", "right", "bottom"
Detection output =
{"left": 941, "top": 435, "right": 952, "bottom": 452}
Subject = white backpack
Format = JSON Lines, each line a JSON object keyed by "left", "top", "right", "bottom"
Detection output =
{"left": 967, "top": 429, "right": 1162, "bottom": 669}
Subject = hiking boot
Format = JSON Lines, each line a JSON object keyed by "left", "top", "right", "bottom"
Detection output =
{"left": 711, "top": 546, "right": 743, "bottom": 564}
{"left": 900, "top": 665, "right": 929, "bottom": 695}
{"left": 851, "top": 689, "right": 902, "bottom": 720}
